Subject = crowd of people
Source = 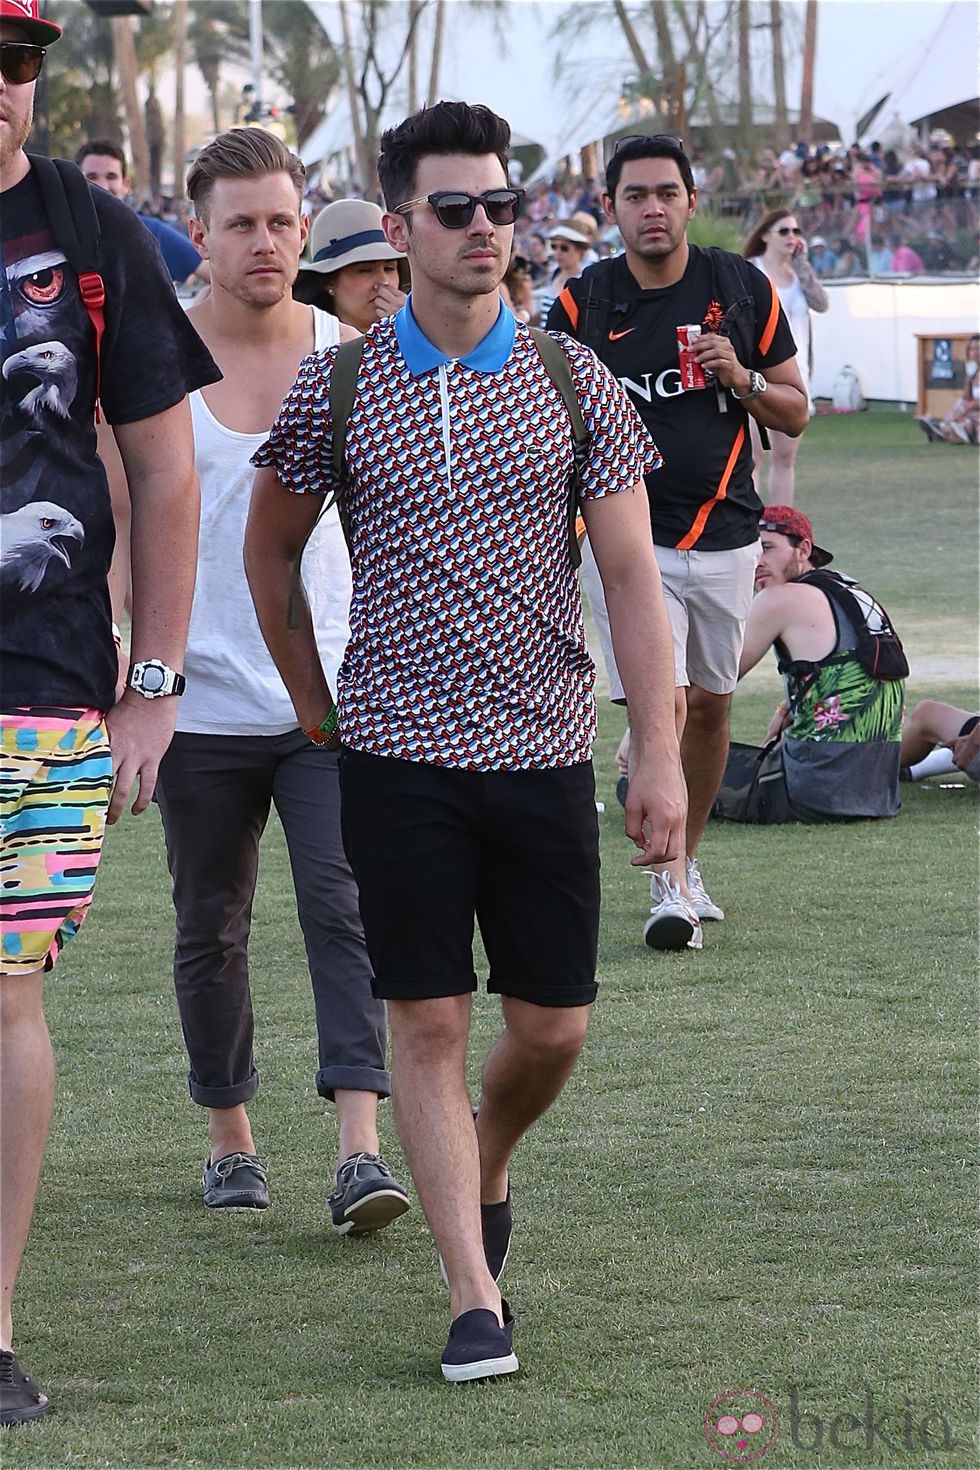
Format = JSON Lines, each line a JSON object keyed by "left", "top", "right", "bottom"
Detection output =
{"left": 510, "top": 132, "right": 979, "bottom": 280}
{"left": 0, "top": 0, "right": 975, "bottom": 1424}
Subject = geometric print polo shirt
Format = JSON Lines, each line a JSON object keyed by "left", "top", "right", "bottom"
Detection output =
{"left": 253, "top": 299, "right": 662, "bottom": 772}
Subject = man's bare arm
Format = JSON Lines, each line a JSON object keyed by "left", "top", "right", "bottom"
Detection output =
{"left": 582, "top": 482, "right": 686, "bottom": 866}
{"left": 244, "top": 466, "right": 333, "bottom": 733}
{"left": 104, "top": 398, "right": 200, "bottom": 822}
{"left": 738, "top": 587, "right": 790, "bottom": 678}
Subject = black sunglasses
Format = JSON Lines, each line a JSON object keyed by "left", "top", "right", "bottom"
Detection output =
{"left": 393, "top": 188, "right": 525, "bottom": 230}
{"left": 775, "top": 225, "right": 803, "bottom": 237}
{"left": 0, "top": 42, "right": 45, "bottom": 85}
{"left": 613, "top": 133, "right": 685, "bottom": 154}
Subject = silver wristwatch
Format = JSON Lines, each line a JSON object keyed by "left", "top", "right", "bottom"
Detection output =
{"left": 127, "top": 659, "right": 186, "bottom": 699}
{"left": 731, "top": 370, "right": 768, "bottom": 401}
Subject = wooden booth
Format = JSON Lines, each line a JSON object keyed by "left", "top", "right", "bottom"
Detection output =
{"left": 915, "top": 332, "right": 978, "bottom": 418}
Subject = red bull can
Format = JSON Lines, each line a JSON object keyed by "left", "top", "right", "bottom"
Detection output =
{"left": 677, "top": 324, "right": 707, "bottom": 390}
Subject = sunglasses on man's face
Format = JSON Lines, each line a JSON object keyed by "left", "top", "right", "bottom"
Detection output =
{"left": 0, "top": 42, "right": 45, "bottom": 85}
{"left": 613, "top": 133, "right": 685, "bottom": 154}
{"left": 393, "top": 188, "right": 524, "bottom": 230}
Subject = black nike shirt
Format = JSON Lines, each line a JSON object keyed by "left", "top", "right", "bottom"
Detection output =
{"left": 547, "top": 247, "right": 797, "bottom": 551}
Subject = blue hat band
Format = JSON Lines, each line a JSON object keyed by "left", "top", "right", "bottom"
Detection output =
{"left": 313, "top": 229, "right": 389, "bottom": 263}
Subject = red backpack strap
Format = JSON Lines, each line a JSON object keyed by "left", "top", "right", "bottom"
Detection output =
{"left": 76, "top": 271, "right": 106, "bottom": 422}
{"left": 27, "top": 155, "right": 105, "bottom": 423}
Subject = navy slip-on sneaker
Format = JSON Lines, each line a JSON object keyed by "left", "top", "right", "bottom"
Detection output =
{"left": 441, "top": 1300, "right": 518, "bottom": 1383}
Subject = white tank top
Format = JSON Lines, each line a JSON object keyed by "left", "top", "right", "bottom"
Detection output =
{"left": 178, "top": 307, "right": 349, "bottom": 735}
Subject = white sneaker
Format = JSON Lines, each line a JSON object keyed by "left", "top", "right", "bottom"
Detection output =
{"left": 686, "top": 857, "right": 725, "bottom": 922}
{"left": 644, "top": 871, "right": 703, "bottom": 951}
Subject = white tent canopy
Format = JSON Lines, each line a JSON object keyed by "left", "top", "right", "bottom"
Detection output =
{"left": 854, "top": 2, "right": 979, "bottom": 145}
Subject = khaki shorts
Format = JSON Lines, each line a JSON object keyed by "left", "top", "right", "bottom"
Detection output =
{"left": 656, "top": 542, "right": 761, "bottom": 694}
{"left": 579, "top": 539, "right": 759, "bottom": 703}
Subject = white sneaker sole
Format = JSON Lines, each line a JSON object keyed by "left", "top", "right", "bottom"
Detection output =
{"left": 442, "top": 1351, "right": 519, "bottom": 1383}
{"left": 692, "top": 901, "right": 725, "bottom": 923}
{"left": 644, "top": 912, "right": 703, "bottom": 951}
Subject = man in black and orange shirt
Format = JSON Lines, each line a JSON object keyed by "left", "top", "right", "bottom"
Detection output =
{"left": 548, "top": 136, "right": 807, "bottom": 950}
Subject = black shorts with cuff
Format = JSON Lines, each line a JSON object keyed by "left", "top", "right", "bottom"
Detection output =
{"left": 339, "top": 749, "right": 600, "bottom": 1008}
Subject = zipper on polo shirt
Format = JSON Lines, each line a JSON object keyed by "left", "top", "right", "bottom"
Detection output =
{"left": 438, "top": 360, "right": 454, "bottom": 494}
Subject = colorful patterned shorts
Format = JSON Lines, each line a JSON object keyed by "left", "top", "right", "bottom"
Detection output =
{"left": 0, "top": 709, "right": 113, "bottom": 976}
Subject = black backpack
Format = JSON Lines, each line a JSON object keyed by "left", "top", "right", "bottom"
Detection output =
{"left": 779, "top": 569, "right": 909, "bottom": 686}
{"left": 26, "top": 155, "right": 107, "bottom": 419}
{"left": 287, "top": 326, "right": 591, "bottom": 627}
{"left": 561, "top": 247, "right": 771, "bottom": 449}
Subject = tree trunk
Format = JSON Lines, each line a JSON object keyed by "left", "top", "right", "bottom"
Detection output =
{"left": 427, "top": 0, "right": 445, "bottom": 106}
{"left": 799, "top": 0, "right": 817, "bottom": 146}
{"left": 339, "top": 0, "right": 371, "bottom": 193}
{"left": 649, "top": 2, "right": 679, "bottom": 129}
{"left": 672, "top": 0, "right": 723, "bottom": 135}
{"left": 613, "top": 0, "right": 651, "bottom": 77}
{"left": 145, "top": 89, "right": 164, "bottom": 200}
{"left": 172, "top": 0, "right": 187, "bottom": 198}
{"left": 111, "top": 15, "right": 149, "bottom": 199}
{"left": 770, "top": 0, "right": 788, "bottom": 149}
{"left": 737, "top": 0, "right": 753, "bottom": 153}
{"left": 407, "top": 0, "right": 420, "bottom": 113}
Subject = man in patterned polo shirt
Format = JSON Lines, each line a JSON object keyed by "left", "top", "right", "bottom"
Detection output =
{"left": 245, "top": 101, "right": 685, "bottom": 1383}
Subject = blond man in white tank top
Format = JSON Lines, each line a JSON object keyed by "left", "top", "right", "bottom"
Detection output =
{"left": 154, "top": 129, "right": 410, "bottom": 1232}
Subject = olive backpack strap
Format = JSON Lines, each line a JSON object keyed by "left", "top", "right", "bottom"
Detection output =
{"left": 529, "top": 326, "right": 590, "bottom": 569}
{"left": 287, "top": 336, "right": 365, "bottom": 628}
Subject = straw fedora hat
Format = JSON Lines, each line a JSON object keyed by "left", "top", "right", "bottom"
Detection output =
{"left": 305, "top": 198, "right": 405, "bottom": 275}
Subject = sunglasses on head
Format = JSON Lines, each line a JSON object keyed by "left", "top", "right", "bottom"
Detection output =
{"left": 613, "top": 133, "right": 685, "bottom": 154}
{"left": 775, "top": 225, "right": 803, "bottom": 236}
{"left": 393, "top": 188, "right": 524, "bottom": 229}
{"left": 0, "top": 41, "right": 45, "bottom": 85}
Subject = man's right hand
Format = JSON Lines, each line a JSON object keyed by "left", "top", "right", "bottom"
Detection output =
{"left": 104, "top": 692, "right": 179, "bottom": 823}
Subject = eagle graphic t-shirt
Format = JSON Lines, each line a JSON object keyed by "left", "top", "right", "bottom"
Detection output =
{"left": 0, "top": 165, "right": 220, "bottom": 711}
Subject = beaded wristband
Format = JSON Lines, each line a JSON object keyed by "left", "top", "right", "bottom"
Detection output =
{"left": 307, "top": 707, "right": 340, "bottom": 745}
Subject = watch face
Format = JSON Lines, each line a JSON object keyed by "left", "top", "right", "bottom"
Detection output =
{"left": 141, "top": 665, "right": 167, "bottom": 693}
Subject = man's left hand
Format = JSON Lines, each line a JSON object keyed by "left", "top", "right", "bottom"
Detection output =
{"left": 624, "top": 756, "right": 687, "bottom": 867}
{"left": 104, "top": 693, "right": 179, "bottom": 823}
{"left": 690, "top": 331, "right": 749, "bottom": 393}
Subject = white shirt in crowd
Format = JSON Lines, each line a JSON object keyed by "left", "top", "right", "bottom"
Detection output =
{"left": 178, "top": 307, "right": 351, "bottom": 736}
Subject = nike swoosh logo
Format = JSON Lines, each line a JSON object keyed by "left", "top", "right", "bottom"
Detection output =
{"left": 608, "top": 328, "right": 635, "bottom": 341}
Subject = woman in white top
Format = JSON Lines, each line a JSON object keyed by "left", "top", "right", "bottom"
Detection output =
{"left": 743, "top": 208, "right": 830, "bottom": 503}
{"left": 534, "top": 214, "right": 596, "bottom": 325}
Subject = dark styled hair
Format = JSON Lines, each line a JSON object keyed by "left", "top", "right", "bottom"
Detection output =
{"left": 187, "top": 128, "right": 306, "bottom": 222}
{"left": 743, "top": 208, "right": 793, "bottom": 260}
{"left": 604, "top": 137, "right": 695, "bottom": 201}
{"left": 378, "top": 101, "right": 510, "bottom": 211}
{"left": 75, "top": 139, "right": 127, "bottom": 175}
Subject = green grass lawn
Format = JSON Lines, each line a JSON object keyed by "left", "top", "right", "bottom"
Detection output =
{"left": 6, "top": 413, "right": 978, "bottom": 1469}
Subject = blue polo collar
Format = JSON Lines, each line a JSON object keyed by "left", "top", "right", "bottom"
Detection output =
{"left": 394, "top": 295, "right": 516, "bottom": 376}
